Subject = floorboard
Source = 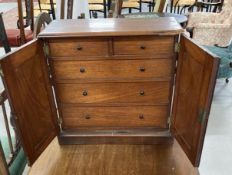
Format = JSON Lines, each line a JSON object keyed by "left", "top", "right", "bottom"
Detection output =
{"left": 29, "top": 137, "right": 199, "bottom": 175}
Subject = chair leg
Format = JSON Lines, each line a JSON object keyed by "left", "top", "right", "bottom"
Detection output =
{"left": 226, "top": 78, "right": 229, "bottom": 83}
{"left": 93, "top": 11, "right": 98, "bottom": 18}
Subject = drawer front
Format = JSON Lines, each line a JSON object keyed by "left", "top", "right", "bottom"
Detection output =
{"left": 48, "top": 38, "right": 109, "bottom": 57}
{"left": 61, "top": 106, "right": 169, "bottom": 128}
{"left": 52, "top": 59, "right": 173, "bottom": 80}
{"left": 113, "top": 36, "right": 174, "bottom": 56}
{"left": 56, "top": 82, "right": 171, "bottom": 104}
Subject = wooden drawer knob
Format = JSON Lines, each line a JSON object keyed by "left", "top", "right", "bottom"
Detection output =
{"left": 139, "top": 114, "right": 144, "bottom": 119}
{"left": 139, "top": 67, "right": 145, "bottom": 72}
{"left": 80, "top": 67, "right": 85, "bottom": 73}
{"left": 140, "top": 45, "right": 146, "bottom": 50}
{"left": 83, "top": 90, "right": 88, "bottom": 96}
{"left": 77, "top": 46, "right": 83, "bottom": 51}
{"left": 139, "top": 91, "right": 145, "bottom": 96}
{"left": 85, "top": 115, "right": 91, "bottom": 119}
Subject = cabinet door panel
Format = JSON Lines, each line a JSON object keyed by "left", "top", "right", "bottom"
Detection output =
{"left": 0, "top": 40, "right": 59, "bottom": 165}
{"left": 171, "top": 35, "right": 219, "bottom": 167}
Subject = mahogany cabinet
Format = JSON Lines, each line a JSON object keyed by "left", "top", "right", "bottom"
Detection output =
{"left": 0, "top": 18, "right": 219, "bottom": 167}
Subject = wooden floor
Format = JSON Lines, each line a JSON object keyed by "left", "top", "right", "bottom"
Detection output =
{"left": 28, "top": 137, "right": 200, "bottom": 175}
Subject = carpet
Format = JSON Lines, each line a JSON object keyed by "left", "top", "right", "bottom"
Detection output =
{"left": 0, "top": 136, "right": 27, "bottom": 175}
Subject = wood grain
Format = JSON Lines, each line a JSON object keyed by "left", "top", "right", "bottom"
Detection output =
{"left": 0, "top": 40, "right": 59, "bottom": 165}
{"left": 48, "top": 38, "right": 109, "bottom": 57}
{"left": 55, "top": 82, "right": 171, "bottom": 104}
{"left": 38, "top": 18, "right": 184, "bottom": 38}
{"left": 113, "top": 36, "right": 174, "bottom": 56}
{"left": 60, "top": 105, "right": 169, "bottom": 129}
{"left": 171, "top": 35, "right": 219, "bottom": 166}
{"left": 51, "top": 59, "right": 173, "bottom": 81}
{"left": 58, "top": 129, "right": 172, "bottom": 145}
{"left": 28, "top": 137, "right": 200, "bottom": 175}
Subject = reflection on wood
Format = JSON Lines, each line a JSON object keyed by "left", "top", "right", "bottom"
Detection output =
{"left": 29, "top": 137, "right": 200, "bottom": 175}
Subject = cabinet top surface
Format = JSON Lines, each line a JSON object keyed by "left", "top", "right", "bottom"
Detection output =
{"left": 38, "top": 18, "right": 183, "bottom": 38}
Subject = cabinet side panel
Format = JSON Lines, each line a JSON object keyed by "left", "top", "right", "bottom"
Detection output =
{"left": 171, "top": 36, "right": 219, "bottom": 167}
{"left": 0, "top": 40, "right": 59, "bottom": 165}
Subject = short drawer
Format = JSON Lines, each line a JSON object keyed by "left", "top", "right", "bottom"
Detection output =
{"left": 61, "top": 106, "right": 169, "bottom": 129}
{"left": 51, "top": 59, "right": 173, "bottom": 80}
{"left": 113, "top": 36, "right": 174, "bottom": 56}
{"left": 48, "top": 38, "right": 109, "bottom": 57}
{"left": 56, "top": 82, "right": 171, "bottom": 104}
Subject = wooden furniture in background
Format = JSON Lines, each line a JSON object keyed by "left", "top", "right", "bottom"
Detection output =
{"left": 33, "top": 12, "right": 52, "bottom": 38}
{"left": 122, "top": 0, "right": 141, "bottom": 13}
{"left": 34, "top": 0, "right": 56, "bottom": 19}
{"left": 60, "top": 0, "right": 74, "bottom": 19}
{"left": 0, "top": 18, "right": 219, "bottom": 168}
{"left": 88, "top": 0, "right": 107, "bottom": 18}
{"left": 172, "top": 0, "right": 196, "bottom": 14}
{"left": 140, "top": 0, "right": 155, "bottom": 12}
{"left": 153, "top": 0, "right": 169, "bottom": 12}
{"left": 0, "top": 13, "right": 11, "bottom": 52}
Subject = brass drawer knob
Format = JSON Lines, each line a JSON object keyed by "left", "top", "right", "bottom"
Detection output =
{"left": 139, "top": 114, "right": 144, "bottom": 119}
{"left": 85, "top": 115, "right": 91, "bottom": 119}
{"left": 139, "top": 67, "right": 145, "bottom": 72}
{"left": 140, "top": 45, "right": 146, "bottom": 50}
{"left": 139, "top": 91, "right": 145, "bottom": 96}
{"left": 77, "top": 46, "right": 83, "bottom": 51}
{"left": 80, "top": 67, "right": 85, "bottom": 73}
{"left": 83, "top": 90, "right": 88, "bottom": 96}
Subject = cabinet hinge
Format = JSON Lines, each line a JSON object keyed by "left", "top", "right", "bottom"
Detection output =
{"left": 175, "top": 43, "right": 180, "bottom": 53}
{"left": 167, "top": 116, "right": 171, "bottom": 126}
{"left": 198, "top": 109, "right": 207, "bottom": 124}
{"left": 0, "top": 65, "right": 3, "bottom": 77}
{"left": 43, "top": 43, "right": 50, "bottom": 56}
{"left": 57, "top": 117, "right": 63, "bottom": 126}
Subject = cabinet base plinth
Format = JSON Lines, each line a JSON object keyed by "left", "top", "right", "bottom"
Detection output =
{"left": 58, "top": 129, "right": 173, "bottom": 145}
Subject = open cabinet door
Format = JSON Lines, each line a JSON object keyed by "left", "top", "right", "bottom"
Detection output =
{"left": 171, "top": 35, "right": 219, "bottom": 167}
{"left": 0, "top": 40, "right": 59, "bottom": 165}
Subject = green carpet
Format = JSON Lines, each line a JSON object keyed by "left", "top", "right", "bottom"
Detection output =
{"left": 0, "top": 136, "right": 27, "bottom": 175}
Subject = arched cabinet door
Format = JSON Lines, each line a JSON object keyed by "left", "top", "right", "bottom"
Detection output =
{"left": 0, "top": 39, "right": 59, "bottom": 165}
{"left": 171, "top": 35, "right": 219, "bottom": 167}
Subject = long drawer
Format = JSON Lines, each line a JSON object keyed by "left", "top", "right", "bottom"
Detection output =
{"left": 55, "top": 82, "right": 171, "bottom": 104}
{"left": 113, "top": 36, "right": 174, "bottom": 56}
{"left": 51, "top": 59, "right": 173, "bottom": 81}
{"left": 61, "top": 105, "right": 169, "bottom": 129}
{"left": 48, "top": 38, "right": 109, "bottom": 57}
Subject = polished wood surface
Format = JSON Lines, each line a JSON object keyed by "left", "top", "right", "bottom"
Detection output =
{"left": 113, "top": 36, "right": 174, "bottom": 56}
{"left": 0, "top": 19, "right": 218, "bottom": 167}
{"left": 51, "top": 59, "right": 172, "bottom": 81}
{"left": 61, "top": 105, "right": 169, "bottom": 129}
{"left": 48, "top": 38, "right": 109, "bottom": 57}
{"left": 29, "top": 137, "right": 200, "bottom": 175}
{"left": 58, "top": 128, "right": 172, "bottom": 145}
{"left": 38, "top": 18, "right": 183, "bottom": 38}
{"left": 56, "top": 82, "right": 171, "bottom": 104}
{"left": 45, "top": 18, "right": 177, "bottom": 145}
{"left": 171, "top": 36, "right": 219, "bottom": 166}
{"left": 0, "top": 40, "right": 59, "bottom": 165}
